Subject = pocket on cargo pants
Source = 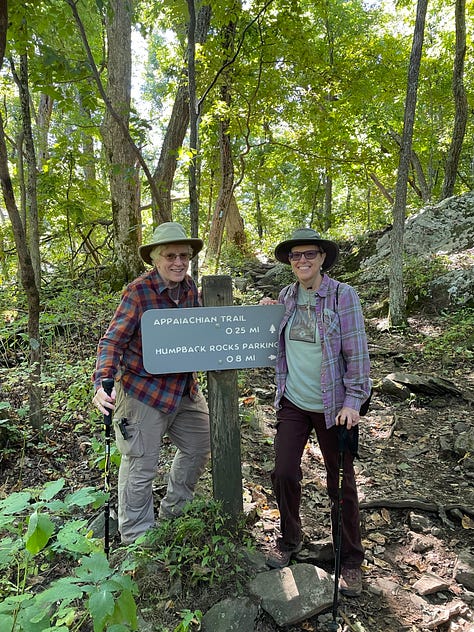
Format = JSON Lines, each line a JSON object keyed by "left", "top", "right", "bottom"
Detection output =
{"left": 113, "top": 417, "right": 144, "bottom": 457}
{"left": 113, "top": 384, "right": 144, "bottom": 457}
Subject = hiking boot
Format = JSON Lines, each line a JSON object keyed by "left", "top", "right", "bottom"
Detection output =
{"left": 266, "top": 540, "right": 302, "bottom": 569}
{"left": 339, "top": 566, "right": 362, "bottom": 596}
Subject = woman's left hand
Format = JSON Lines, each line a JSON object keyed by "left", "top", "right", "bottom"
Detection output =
{"left": 335, "top": 407, "right": 360, "bottom": 430}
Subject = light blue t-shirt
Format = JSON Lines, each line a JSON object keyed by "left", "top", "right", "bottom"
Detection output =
{"left": 284, "top": 285, "right": 324, "bottom": 412}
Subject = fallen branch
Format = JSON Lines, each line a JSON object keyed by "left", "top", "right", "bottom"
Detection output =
{"left": 359, "top": 498, "right": 474, "bottom": 520}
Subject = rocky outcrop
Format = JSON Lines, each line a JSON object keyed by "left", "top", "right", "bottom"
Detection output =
{"left": 361, "top": 192, "right": 474, "bottom": 309}
{"left": 233, "top": 193, "right": 474, "bottom": 309}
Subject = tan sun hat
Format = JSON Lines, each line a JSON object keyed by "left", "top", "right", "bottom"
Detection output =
{"left": 274, "top": 227, "right": 339, "bottom": 271}
{"left": 139, "top": 222, "right": 203, "bottom": 265}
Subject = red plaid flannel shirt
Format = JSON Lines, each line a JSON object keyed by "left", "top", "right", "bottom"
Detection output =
{"left": 92, "top": 267, "right": 200, "bottom": 413}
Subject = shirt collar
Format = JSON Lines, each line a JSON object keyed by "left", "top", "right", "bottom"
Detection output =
{"left": 292, "top": 273, "right": 329, "bottom": 297}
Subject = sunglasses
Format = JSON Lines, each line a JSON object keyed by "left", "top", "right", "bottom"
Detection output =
{"left": 160, "top": 252, "right": 191, "bottom": 262}
{"left": 288, "top": 249, "right": 323, "bottom": 261}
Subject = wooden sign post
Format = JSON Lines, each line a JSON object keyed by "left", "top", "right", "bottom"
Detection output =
{"left": 201, "top": 275, "right": 243, "bottom": 523}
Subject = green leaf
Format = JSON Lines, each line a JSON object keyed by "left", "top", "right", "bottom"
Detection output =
{"left": 88, "top": 588, "right": 115, "bottom": 632}
{"left": 25, "top": 511, "right": 55, "bottom": 554}
{"left": 56, "top": 519, "right": 97, "bottom": 554}
{"left": 19, "top": 602, "right": 51, "bottom": 630}
{"left": 106, "top": 572, "right": 138, "bottom": 593}
{"left": 397, "top": 462, "right": 411, "bottom": 471}
{"left": 0, "top": 536, "right": 23, "bottom": 569}
{"left": 74, "top": 552, "right": 111, "bottom": 582}
{"left": 109, "top": 589, "right": 138, "bottom": 630}
{"left": 44, "top": 499, "right": 68, "bottom": 512}
{"left": 64, "top": 487, "right": 107, "bottom": 509}
{"left": 0, "top": 594, "right": 34, "bottom": 612}
{"left": 0, "top": 614, "right": 14, "bottom": 631}
{"left": 0, "top": 491, "right": 31, "bottom": 514}
{"left": 40, "top": 478, "right": 65, "bottom": 501}
{"left": 36, "top": 577, "right": 84, "bottom": 606}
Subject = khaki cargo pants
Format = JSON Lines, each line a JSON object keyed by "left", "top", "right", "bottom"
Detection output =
{"left": 113, "top": 381, "right": 210, "bottom": 544}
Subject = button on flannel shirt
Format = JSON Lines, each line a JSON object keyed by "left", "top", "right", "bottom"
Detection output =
{"left": 93, "top": 267, "right": 200, "bottom": 414}
{"left": 274, "top": 274, "right": 371, "bottom": 428}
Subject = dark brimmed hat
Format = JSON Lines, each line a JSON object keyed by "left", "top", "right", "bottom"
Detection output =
{"left": 139, "top": 222, "right": 203, "bottom": 265}
{"left": 274, "top": 227, "right": 339, "bottom": 271}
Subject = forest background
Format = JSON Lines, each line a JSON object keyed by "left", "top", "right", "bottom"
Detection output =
{"left": 0, "top": 0, "right": 473, "bottom": 630}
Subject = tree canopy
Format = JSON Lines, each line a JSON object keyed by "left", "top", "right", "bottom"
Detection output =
{"left": 1, "top": 0, "right": 472, "bottom": 282}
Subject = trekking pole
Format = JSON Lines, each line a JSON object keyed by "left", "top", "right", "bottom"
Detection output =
{"left": 328, "top": 424, "right": 347, "bottom": 632}
{"left": 101, "top": 378, "right": 114, "bottom": 559}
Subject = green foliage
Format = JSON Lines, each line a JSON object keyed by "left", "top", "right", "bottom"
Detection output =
{"left": 140, "top": 497, "right": 252, "bottom": 591}
{"left": 172, "top": 609, "right": 202, "bottom": 632}
{"left": 0, "top": 478, "right": 138, "bottom": 632}
{"left": 0, "top": 283, "right": 117, "bottom": 362}
{"left": 403, "top": 254, "right": 451, "bottom": 309}
{"left": 89, "top": 435, "right": 122, "bottom": 472}
{"left": 422, "top": 308, "right": 474, "bottom": 367}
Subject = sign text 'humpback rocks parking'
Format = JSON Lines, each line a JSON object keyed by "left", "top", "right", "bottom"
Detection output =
{"left": 141, "top": 305, "right": 284, "bottom": 374}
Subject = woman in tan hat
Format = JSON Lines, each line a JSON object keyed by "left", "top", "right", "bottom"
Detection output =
{"left": 263, "top": 227, "right": 371, "bottom": 597}
{"left": 92, "top": 222, "right": 210, "bottom": 544}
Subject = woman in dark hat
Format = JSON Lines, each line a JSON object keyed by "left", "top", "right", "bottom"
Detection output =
{"left": 92, "top": 222, "right": 210, "bottom": 545}
{"left": 263, "top": 227, "right": 371, "bottom": 597}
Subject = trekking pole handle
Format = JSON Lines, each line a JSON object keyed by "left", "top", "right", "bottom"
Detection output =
{"left": 337, "top": 424, "right": 347, "bottom": 452}
{"left": 101, "top": 379, "right": 114, "bottom": 426}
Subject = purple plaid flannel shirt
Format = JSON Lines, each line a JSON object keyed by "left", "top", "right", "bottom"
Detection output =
{"left": 93, "top": 267, "right": 200, "bottom": 413}
{"left": 274, "top": 274, "right": 371, "bottom": 428}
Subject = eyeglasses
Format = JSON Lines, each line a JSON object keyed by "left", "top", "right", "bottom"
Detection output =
{"left": 288, "top": 249, "right": 323, "bottom": 261}
{"left": 160, "top": 252, "right": 191, "bottom": 262}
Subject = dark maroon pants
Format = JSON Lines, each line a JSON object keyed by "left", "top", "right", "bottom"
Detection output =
{"left": 271, "top": 397, "right": 364, "bottom": 568}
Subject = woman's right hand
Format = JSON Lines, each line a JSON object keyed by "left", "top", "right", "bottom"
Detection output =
{"left": 92, "top": 386, "right": 116, "bottom": 417}
{"left": 259, "top": 297, "right": 278, "bottom": 305}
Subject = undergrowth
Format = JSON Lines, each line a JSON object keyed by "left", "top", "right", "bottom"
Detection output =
{"left": 422, "top": 308, "right": 474, "bottom": 366}
{"left": 136, "top": 496, "right": 253, "bottom": 592}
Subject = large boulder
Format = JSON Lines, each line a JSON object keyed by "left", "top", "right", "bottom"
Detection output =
{"left": 360, "top": 192, "right": 474, "bottom": 308}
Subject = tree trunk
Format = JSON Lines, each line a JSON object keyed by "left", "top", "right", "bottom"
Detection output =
{"left": 0, "top": 123, "right": 42, "bottom": 428}
{"left": 226, "top": 195, "right": 247, "bottom": 250}
{"left": 389, "top": 130, "right": 430, "bottom": 201}
{"left": 102, "top": 0, "right": 142, "bottom": 284}
{"left": 77, "top": 89, "right": 97, "bottom": 181}
{"left": 254, "top": 183, "right": 263, "bottom": 239}
{"left": 369, "top": 172, "right": 394, "bottom": 205}
{"left": 0, "top": 3, "right": 42, "bottom": 428}
{"left": 206, "top": 19, "right": 237, "bottom": 264}
{"left": 187, "top": 0, "right": 200, "bottom": 280}
{"left": 36, "top": 93, "right": 53, "bottom": 170}
{"left": 15, "top": 54, "right": 41, "bottom": 290}
{"left": 389, "top": 0, "right": 428, "bottom": 328}
{"left": 66, "top": 0, "right": 161, "bottom": 216}
{"left": 152, "top": 5, "right": 211, "bottom": 226}
{"left": 206, "top": 82, "right": 234, "bottom": 264}
{"left": 153, "top": 82, "right": 189, "bottom": 225}
{"left": 323, "top": 173, "right": 332, "bottom": 231}
{"left": 440, "top": 0, "right": 467, "bottom": 200}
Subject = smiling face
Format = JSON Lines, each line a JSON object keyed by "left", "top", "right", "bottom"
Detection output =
{"left": 289, "top": 245, "right": 326, "bottom": 289}
{"left": 153, "top": 243, "right": 192, "bottom": 286}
